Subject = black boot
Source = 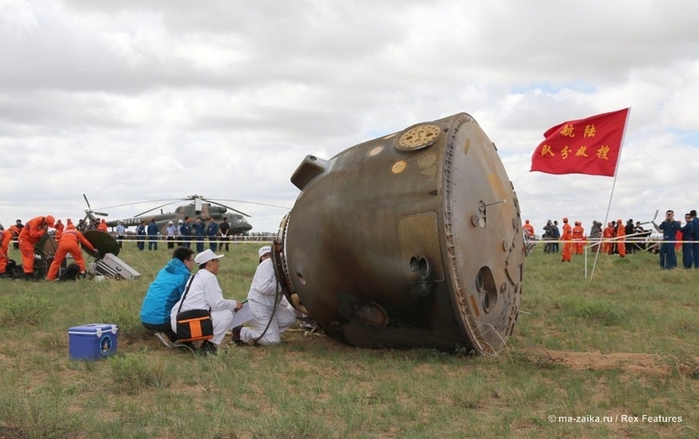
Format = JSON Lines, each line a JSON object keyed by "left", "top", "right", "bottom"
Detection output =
{"left": 198, "top": 340, "right": 218, "bottom": 356}
{"left": 231, "top": 326, "right": 243, "bottom": 346}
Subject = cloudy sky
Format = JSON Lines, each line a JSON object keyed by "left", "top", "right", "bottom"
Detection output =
{"left": 1, "top": 0, "right": 698, "bottom": 236}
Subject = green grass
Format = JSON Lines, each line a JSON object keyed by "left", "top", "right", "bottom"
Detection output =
{"left": 1, "top": 243, "right": 698, "bottom": 438}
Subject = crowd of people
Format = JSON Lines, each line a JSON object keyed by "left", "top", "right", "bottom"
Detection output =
{"left": 133, "top": 216, "right": 237, "bottom": 253}
{"left": 140, "top": 245, "right": 304, "bottom": 355}
{"left": 0, "top": 215, "right": 101, "bottom": 280}
{"left": 4, "top": 209, "right": 696, "bottom": 352}
{"left": 523, "top": 209, "right": 699, "bottom": 270}
{"left": 0, "top": 213, "right": 266, "bottom": 279}
{"left": 652, "top": 210, "right": 699, "bottom": 270}
{"left": 0, "top": 214, "right": 305, "bottom": 350}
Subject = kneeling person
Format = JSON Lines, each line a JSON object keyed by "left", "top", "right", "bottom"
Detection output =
{"left": 140, "top": 247, "right": 196, "bottom": 346}
{"left": 170, "top": 249, "right": 242, "bottom": 354}
{"left": 239, "top": 245, "right": 297, "bottom": 346}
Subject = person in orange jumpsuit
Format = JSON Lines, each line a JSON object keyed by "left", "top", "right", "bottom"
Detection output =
{"left": 602, "top": 222, "right": 614, "bottom": 254}
{"left": 46, "top": 220, "right": 98, "bottom": 280}
{"left": 523, "top": 219, "right": 534, "bottom": 238}
{"left": 18, "top": 215, "right": 55, "bottom": 277}
{"left": 572, "top": 221, "right": 585, "bottom": 255}
{"left": 561, "top": 217, "right": 573, "bottom": 262}
{"left": 97, "top": 219, "right": 108, "bottom": 233}
{"left": 54, "top": 219, "right": 64, "bottom": 240}
{"left": 0, "top": 225, "right": 21, "bottom": 276}
{"left": 616, "top": 218, "right": 626, "bottom": 257}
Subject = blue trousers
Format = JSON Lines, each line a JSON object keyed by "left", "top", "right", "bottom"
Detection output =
{"left": 659, "top": 243, "right": 677, "bottom": 269}
{"left": 682, "top": 243, "right": 693, "bottom": 269}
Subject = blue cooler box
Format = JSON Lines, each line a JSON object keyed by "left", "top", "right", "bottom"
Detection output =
{"left": 68, "top": 323, "right": 119, "bottom": 360}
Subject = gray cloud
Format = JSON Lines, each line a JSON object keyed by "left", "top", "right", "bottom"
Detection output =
{"left": 1, "top": 0, "right": 698, "bottom": 235}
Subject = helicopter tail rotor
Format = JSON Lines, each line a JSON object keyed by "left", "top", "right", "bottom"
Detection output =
{"left": 638, "top": 209, "right": 659, "bottom": 226}
{"left": 83, "top": 194, "right": 109, "bottom": 223}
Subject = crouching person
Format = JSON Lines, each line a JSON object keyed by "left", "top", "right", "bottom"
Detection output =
{"left": 238, "top": 245, "right": 297, "bottom": 346}
{"left": 46, "top": 219, "right": 98, "bottom": 281}
{"left": 170, "top": 249, "right": 242, "bottom": 355}
{"left": 140, "top": 247, "right": 196, "bottom": 347}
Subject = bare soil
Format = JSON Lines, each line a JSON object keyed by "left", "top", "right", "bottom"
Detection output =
{"left": 523, "top": 346, "right": 699, "bottom": 378}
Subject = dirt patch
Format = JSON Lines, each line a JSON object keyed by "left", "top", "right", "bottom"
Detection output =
{"left": 276, "top": 331, "right": 699, "bottom": 380}
{"left": 524, "top": 347, "right": 699, "bottom": 378}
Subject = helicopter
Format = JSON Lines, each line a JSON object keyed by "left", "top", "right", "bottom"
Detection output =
{"left": 83, "top": 194, "right": 260, "bottom": 236}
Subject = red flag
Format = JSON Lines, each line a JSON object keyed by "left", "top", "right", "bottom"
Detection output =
{"left": 530, "top": 108, "right": 629, "bottom": 177}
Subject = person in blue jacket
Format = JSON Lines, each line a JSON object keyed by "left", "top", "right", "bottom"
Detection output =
{"left": 691, "top": 209, "right": 699, "bottom": 268}
{"left": 136, "top": 220, "right": 146, "bottom": 251}
{"left": 147, "top": 218, "right": 159, "bottom": 251}
{"left": 140, "top": 247, "right": 196, "bottom": 346}
{"left": 681, "top": 213, "right": 695, "bottom": 269}
{"left": 206, "top": 218, "right": 219, "bottom": 252}
{"left": 193, "top": 217, "right": 206, "bottom": 253}
{"left": 654, "top": 210, "right": 682, "bottom": 270}
{"left": 178, "top": 218, "right": 191, "bottom": 248}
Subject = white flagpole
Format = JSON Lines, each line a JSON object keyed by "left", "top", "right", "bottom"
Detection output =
{"left": 589, "top": 107, "right": 631, "bottom": 281}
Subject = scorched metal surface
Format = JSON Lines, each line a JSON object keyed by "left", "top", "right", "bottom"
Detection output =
{"left": 276, "top": 113, "right": 525, "bottom": 355}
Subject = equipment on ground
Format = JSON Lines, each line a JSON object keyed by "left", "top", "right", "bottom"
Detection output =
{"left": 81, "top": 232, "right": 139, "bottom": 279}
{"left": 83, "top": 230, "right": 120, "bottom": 257}
{"left": 25, "top": 234, "right": 59, "bottom": 279}
{"left": 91, "top": 253, "right": 140, "bottom": 280}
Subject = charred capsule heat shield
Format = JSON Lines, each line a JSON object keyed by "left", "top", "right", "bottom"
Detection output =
{"left": 275, "top": 113, "right": 525, "bottom": 355}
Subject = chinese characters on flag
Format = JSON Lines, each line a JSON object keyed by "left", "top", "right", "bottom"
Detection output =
{"left": 530, "top": 108, "right": 630, "bottom": 177}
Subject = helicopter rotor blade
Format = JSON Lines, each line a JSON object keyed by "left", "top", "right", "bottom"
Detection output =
{"left": 82, "top": 194, "right": 110, "bottom": 221}
{"left": 83, "top": 193, "right": 92, "bottom": 210}
{"left": 215, "top": 198, "right": 292, "bottom": 210}
{"left": 86, "top": 195, "right": 287, "bottom": 225}
{"left": 639, "top": 210, "right": 660, "bottom": 226}
{"left": 200, "top": 198, "right": 252, "bottom": 217}
{"left": 95, "top": 198, "right": 183, "bottom": 210}
{"left": 133, "top": 201, "right": 181, "bottom": 217}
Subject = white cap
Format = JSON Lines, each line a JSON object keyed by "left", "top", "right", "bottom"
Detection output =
{"left": 194, "top": 249, "right": 224, "bottom": 265}
{"left": 168, "top": 221, "right": 173, "bottom": 224}
{"left": 258, "top": 245, "right": 272, "bottom": 261}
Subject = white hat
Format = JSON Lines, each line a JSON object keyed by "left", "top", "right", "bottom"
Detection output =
{"left": 178, "top": 219, "right": 184, "bottom": 223}
{"left": 194, "top": 249, "right": 224, "bottom": 265}
{"left": 168, "top": 220, "right": 173, "bottom": 224}
{"left": 258, "top": 245, "right": 272, "bottom": 261}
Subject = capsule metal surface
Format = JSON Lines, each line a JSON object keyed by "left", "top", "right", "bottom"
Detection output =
{"left": 276, "top": 113, "right": 525, "bottom": 355}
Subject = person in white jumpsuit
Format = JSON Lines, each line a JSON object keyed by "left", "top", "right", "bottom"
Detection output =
{"left": 239, "top": 246, "right": 297, "bottom": 346}
{"left": 170, "top": 249, "right": 242, "bottom": 354}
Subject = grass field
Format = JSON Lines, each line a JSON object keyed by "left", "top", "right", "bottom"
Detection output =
{"left": 1, "top": 242, "right": 698, "bottom": 438}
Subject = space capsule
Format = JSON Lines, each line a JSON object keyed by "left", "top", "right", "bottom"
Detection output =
{"left": 274, "top": 113, "right": 525, "bottom": 355}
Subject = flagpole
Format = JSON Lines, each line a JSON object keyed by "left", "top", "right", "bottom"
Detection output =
{"left": 589, "top": 107, "right": 631, "bottom": 281}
